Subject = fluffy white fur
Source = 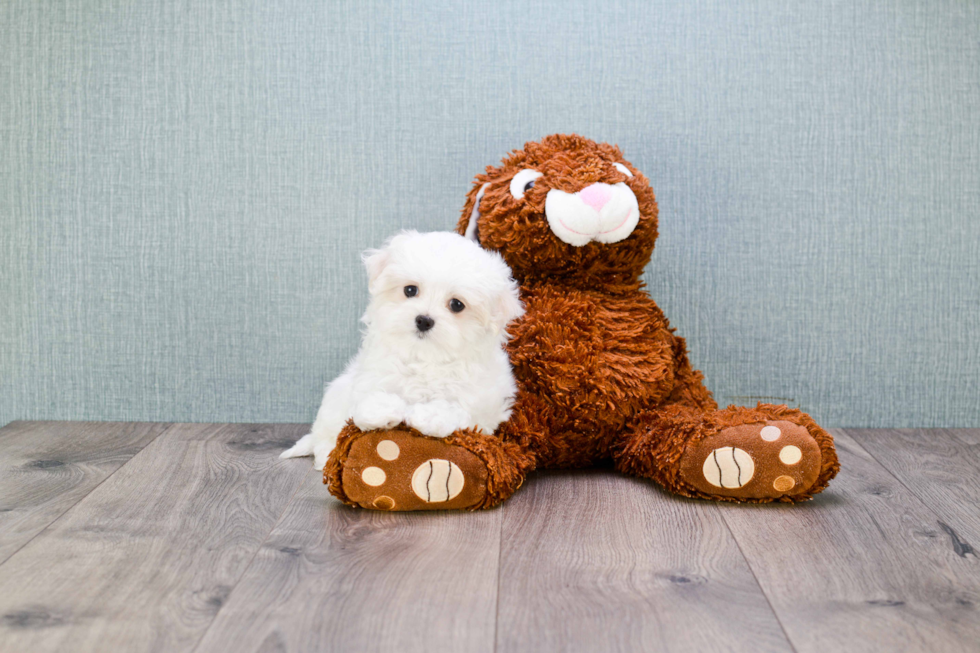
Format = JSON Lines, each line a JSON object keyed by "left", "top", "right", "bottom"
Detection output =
{"left": 280, "top": 230, "right": 524, "bottom": 470}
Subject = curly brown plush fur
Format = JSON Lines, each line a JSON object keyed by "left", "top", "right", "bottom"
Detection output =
{"left": 325, "top": 134, "right": 839, "bottom": 508}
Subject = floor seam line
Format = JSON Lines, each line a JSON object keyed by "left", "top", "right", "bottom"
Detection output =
{"left": 188, "top": 454, "right": 314, "bottom": 653}
{"left": 492, "top": 502, "right": 505, "bottom": 653}
{"left": 717, "top": 505, "right": 799, "bottom": 653}
{"left": 841, "top": 428, "right": 976, "bottom": 542}
{"left": 0, "top": 422, "right": 174, "bottom": 569}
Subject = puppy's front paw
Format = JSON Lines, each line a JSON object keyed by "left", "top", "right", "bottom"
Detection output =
{"left": 352, "top": 393, "right": 408, "bottom": 431}
{"left": 405, "top": 400, "right": 471, "bottom": 438}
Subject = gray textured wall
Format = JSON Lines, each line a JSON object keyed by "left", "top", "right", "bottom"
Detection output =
{"left": 2, "top": 0, "right": 978, "bottom": 428}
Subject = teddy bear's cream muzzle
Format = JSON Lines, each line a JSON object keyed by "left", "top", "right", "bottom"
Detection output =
{"left": 544, "top": 182, "right": 640, "bottom": 246}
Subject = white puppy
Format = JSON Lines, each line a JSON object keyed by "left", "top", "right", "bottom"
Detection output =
{"left": 280, "top": 230, "right": 524, "bottom": 470}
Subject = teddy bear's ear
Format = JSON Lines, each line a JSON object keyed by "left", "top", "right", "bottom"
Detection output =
{"left": 463, "top": 183, "right": 490, "bottom": 243}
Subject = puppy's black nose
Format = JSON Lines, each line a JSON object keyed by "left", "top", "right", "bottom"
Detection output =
{"left": 415, "top": 315, "right": 435, "bottom": 332}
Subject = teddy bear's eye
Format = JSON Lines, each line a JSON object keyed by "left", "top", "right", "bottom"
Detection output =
{"left": 613, "top": 162, "right": 633, "bottom": 178}
{"left": 449, "top": 298, "right": 465, "bottom": 313}
{"left": 404, "top": 285, "right": 418, "bottom": 298}
{"left": 510, "top": 169, "right": 543, "bottom": 200}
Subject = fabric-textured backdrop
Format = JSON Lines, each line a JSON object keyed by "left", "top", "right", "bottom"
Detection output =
{"left": 2, "top": 0, "right": 978, "bottom": 428}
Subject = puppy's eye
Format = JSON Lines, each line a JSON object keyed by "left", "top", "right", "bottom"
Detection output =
{"left": 509, "top": 169, "right": 543, "bottom": 200}
{"left": 404, "top": 285, "right": 418, "bottom": 298}
{"left": 449, "top": 298, "right": 465, "bottom": 313}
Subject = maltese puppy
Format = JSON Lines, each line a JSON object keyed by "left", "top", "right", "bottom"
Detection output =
{"left": 281, "top": 230, "right": 524, "bottom": 470}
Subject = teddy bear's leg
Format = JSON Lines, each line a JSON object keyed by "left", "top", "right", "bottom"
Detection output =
{"left": 323, "top": 421, "right": 536, "bottom": 511}
{"left": 614, "top": 403, "right": 839, "bottom": 502}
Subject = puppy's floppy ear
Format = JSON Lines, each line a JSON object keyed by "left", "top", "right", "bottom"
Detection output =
{"left": 363, "top": 230, "right": 419, "bottom": 294}
{"left": 361, "top": 247, "right": 390, "bottom": 295}
{"left": 488, "top": 278, "right": 524, "bottom": 335}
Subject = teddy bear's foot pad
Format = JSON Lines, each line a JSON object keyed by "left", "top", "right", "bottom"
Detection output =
{"left": 679, "top": 421, "right": 821, "bottom": 499}
{"left": 336, "top": 429, "right": 489, "bottom": 510}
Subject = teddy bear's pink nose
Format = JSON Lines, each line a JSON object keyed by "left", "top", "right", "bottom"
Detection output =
{"left": 578, "top": 183, "right": 613, "bottom": 212}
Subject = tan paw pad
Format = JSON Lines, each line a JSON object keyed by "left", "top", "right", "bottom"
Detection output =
{"left": 373, "top": 495, "right": 396, "bottom": 510}
{"left": 779, "top": 445, "right": 802, "bottom": 465}
{"left": 361, "top": 467, "right": 386, "bottom": 486}
{"left": 376, "top": 440, "right": 400, "bottom": 461}
{"left": 702, "top": 446, "right": 755, "bottom": 489}
{"left": 411, "top": 459, "right": 464, "bottom": 503}
{"left": 760, "top": 425, "right": 782, "bottom": 441}
{"left": 773, "top": 476, "right": 796, "bottom": 492}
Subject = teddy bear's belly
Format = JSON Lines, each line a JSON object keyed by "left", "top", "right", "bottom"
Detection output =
{"left": 508, "top": 287, "right": 678, "bottom": 451}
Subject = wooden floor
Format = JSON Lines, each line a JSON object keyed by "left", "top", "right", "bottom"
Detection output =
{"left": 0, "top": 423, "right": 978, "bottom": 652}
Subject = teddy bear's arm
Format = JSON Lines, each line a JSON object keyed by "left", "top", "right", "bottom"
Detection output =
{"left": 506, "top": 288, "right": 685, "bottom": 421}
{"left": 505, "top": 290, "right": 600, "bottom": 402}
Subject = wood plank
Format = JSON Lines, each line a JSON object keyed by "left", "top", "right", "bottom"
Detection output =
{"left": 852, "top": 429, "right": 980, "bottom": 545}
{"left": 0, "top": 421, "right": 167, "bottom": 565}
{"left": 193, "top": 471, "right": 502, "bottom": 653}
{"left": 494, "top": 469, "right": 791, "bottom": 653}
{"left": 718, "top": 430, "right": 980, "bottom": 653}
{"left": 945, "top": 429, "right": 980, "bottom": 446}
{"left": 0, "top": 423, "right": 310, "bottom": 653}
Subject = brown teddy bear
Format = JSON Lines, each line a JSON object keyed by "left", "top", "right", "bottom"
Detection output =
{"left": 324, "top": 134, "right": 839, "bottom": 510}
